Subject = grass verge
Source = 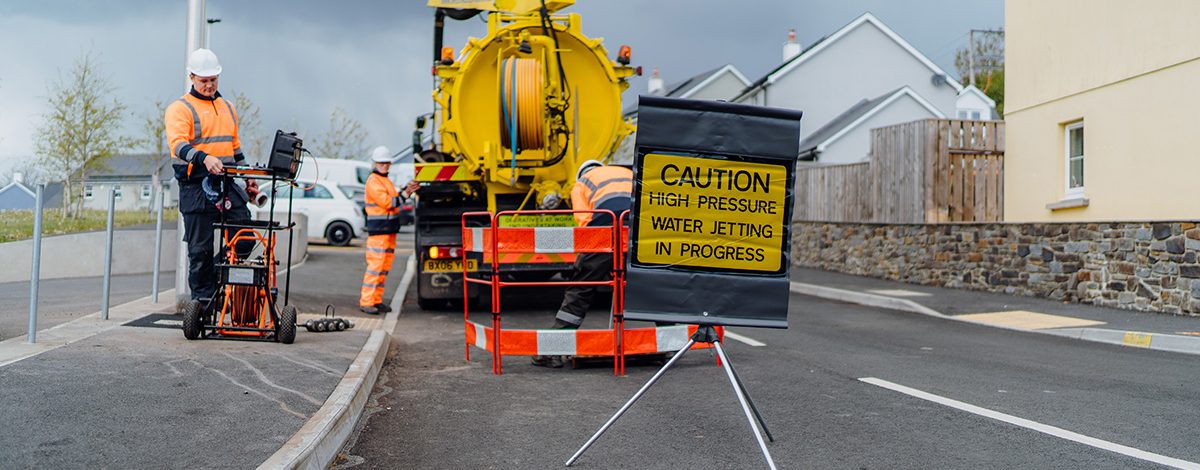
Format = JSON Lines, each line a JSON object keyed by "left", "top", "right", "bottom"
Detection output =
{"left": 0, "top": 209, "right": 178, "bottom": 243}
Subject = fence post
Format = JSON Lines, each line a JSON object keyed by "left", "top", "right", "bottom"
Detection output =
{"left": 101, "top": 188, "right": 116, "bottom": 320}
{"left": 27, "top": 184, "right": 45, "bottom": 344}
{"left": 152, "top": 188, "right": 164, "bottom": 303}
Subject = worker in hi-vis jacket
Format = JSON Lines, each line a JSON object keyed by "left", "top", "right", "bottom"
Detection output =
{"left": 360, "top": 145, "right": 420, "bottom": 314}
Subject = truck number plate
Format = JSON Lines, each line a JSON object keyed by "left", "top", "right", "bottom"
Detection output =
{"left": 424, "top": 259, "right": 479, "bottom": 273}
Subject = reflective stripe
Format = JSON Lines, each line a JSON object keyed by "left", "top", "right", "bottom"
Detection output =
{"left": 185, "top": 146, "right": 202, "bottom": 164}
{"left": 361, "top": 282, "right": 385, "bottom": 289}
{"left": 555, "top": 310, "right": 584, "bottom": 325}
{"left": 578, "top": 175, "right": 598, "bottom": 191}
{"left": 173, "top": 141, "right": 187, "bottom": 157}
{"left": 593, "top": 177, "right": 632, "bottom": 192}
{"left": 366, "top": 246, "right": 395, "bottom": 254}
{"left": 191, "top": 135, "right": 234, "bottom": 145}
{"left": 177, "top": 98, "right": 202, "bottom": 141}
{"left": 534, "top": 227, "right": 575, "bottom": 254}
{"left": 367, "top": 214, "right": 400, "bottom": 221}
{"left": 592, "top": 192, "right": 632, "bottom": 209}
{"left": 365, "top": 270, "right": 389, "bottom": 276}
{"left": 222, "top": 99, "right": 237, "bottom": 128}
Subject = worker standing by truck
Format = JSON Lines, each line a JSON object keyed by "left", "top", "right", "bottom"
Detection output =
{"left": 166, "top": 48, "right": 256, "bottom": 304}
{"left": 533, "top": 160, "right": 632, "bottom": 367}
{"left": 360, "top": 146, "right": 421, "bottom": 314}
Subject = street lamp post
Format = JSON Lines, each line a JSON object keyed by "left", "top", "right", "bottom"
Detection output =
{"left": 205, "top": 18, "right": 222, "bottom": 49}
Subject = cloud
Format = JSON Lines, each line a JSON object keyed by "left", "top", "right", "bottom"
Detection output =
{"left": 0, "top": 0, "right": 1001, "bottom": 174}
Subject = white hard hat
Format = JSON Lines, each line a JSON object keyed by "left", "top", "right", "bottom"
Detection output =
{"left": 187, "top": 48, "right": 222, "bottom": 77}
{"left": 370, "top": 145, "right": 392, "bottom": 163}
{"left": 576, "top": 159, "right": 604, "bottom": 180}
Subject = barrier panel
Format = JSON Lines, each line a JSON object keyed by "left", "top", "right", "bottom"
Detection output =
{"left": 461, "top": 209, "right": 719, "bottom": 375}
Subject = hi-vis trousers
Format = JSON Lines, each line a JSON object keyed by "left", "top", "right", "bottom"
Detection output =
{"left": 360, "top": 233, "right": 397, "bottom": 307}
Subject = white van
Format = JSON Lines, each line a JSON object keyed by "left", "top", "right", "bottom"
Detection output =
{"left": 297, "top": 157, "right": 372, "bottom": 188}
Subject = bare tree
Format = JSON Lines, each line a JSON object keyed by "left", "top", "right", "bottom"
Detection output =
{"left": 230, "top": 92, "right": 267, "bottom": 162}
{"left": 313, "top": 106, "right": 369, "bottom": 159}
{"left": 34, "top": 51, "right": 132, "bottom": 219}
{"left": 11, "top": 159, "right": 51, "bottom": 186}
{"left": 954, "top": 29, "right": 1005, "bottom": 116}
{"left": 134, "top": 99, "right": 170, "bottom": 212}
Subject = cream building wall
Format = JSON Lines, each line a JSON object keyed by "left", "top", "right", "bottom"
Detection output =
{"left": 1005, "top": 0, "right": 1200, "bottom": 222}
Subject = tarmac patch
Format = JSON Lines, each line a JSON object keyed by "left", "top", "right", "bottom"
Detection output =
{"left": 958, "top": 310, "right": 1105, "bottom": 330}
{"left": 123, "top": 313, "right": 183, "bottom": 330}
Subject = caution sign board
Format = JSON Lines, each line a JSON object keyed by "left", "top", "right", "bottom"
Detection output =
{"left": 625, "top": 97, "right": 802, "bottom": 329}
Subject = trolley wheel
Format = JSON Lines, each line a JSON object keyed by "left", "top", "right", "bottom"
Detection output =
{"left": 182, "top": 300, "right": 203, "bottom": 340}
{"left": 278, "top": 305, "right": 297, "bottom": 344}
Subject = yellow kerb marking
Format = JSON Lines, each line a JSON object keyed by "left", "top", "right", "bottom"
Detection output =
{"left": 957, "top": 310, "right": 1105, "bottom": 330}
{"left": 1122, "top": 332, "right": 1153, "bottom": 348}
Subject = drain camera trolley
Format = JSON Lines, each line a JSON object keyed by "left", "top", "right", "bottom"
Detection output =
{"left": 182, "top": 131, "right": 305, "bottom": 344}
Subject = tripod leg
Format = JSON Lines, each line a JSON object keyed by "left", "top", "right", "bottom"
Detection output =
{"left": 565, "top": 339, "right": 696, "bottom": 467}
{"left": 714, "top": 341, "right": 777, "bottom": 470}
{"left": 721, "top": 348, "right": 774, "bottom": 442}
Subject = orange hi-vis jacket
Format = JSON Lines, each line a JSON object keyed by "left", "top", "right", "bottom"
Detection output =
{"left": 165, "top": 88, "right": 244, "bottom": 184}
{"left": 364, "top": 171, "right": 403, "bottom": 235}
{"left": 571, "top": 165, "right": 633, "bottom": 227}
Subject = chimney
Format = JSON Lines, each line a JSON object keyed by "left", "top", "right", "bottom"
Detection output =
{"left": 648, "top": 67, "right": 665, "bottom": 95}
{"left": 783, "top": 28, "right": 802, "bottom": 62}
{"left": 12, "top": 172, "right": 24, "bottom": 185}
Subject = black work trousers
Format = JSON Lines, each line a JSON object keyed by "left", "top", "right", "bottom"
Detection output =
{"left": 554, "top": 252, "right": 613, "bottom": 327}
{"left": 182, "top": 207, "right": 251, "bottom": 301}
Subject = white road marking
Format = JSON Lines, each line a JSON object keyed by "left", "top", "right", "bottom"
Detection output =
{"left": 153, "top": 319, "right": 182, "bottom": 327}
{"left": 723, "top": 329, "right": 766, "bottom": 347}
{"left": 859, "top": 377, "right": 1200, "bottom": 470}
{"left": 867, "top": 289, "right": 931, "bottom": 297}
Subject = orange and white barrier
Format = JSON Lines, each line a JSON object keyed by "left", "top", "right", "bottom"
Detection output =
{"left": 461, "top": 209, "right": 718, "bottom": 376}
{"left": 464, "top": 322, "right": 716, "bottom": 356}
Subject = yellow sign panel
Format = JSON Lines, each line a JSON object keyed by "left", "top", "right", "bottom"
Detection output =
{"left": 636, "top": 153, "right": 788, "bottom": 272}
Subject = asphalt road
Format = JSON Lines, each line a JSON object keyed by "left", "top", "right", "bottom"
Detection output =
{"left": 0, "top": 271, "right": 175, "bottom": 341}
{"left": 340, "top": 285, "right": 1200, "bottom": 469}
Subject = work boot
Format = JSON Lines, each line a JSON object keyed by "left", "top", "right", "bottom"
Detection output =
{"left": 531, "top": 355, "right": 565, "bottom": 368}
{"left": 551, "top": 319, "right": 579, "bottom": 329}
{"left": 374, "top": 303, "right": 393, "bottom": 313}
{"left": 359, "top": 305, "right": 381, "bottom": 315}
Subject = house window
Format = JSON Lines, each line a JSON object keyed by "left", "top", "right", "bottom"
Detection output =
{"left": 957, "top": 109, "right": 983, "bottom": 120}
{"left": 85, "top": 184, "right": 94, "bottom": 200}
{"left": 1065, "top": 122, "right": 1085, "bottom": 197}
{"left": 141, "top": 184, "right": 152, "bottom": 199}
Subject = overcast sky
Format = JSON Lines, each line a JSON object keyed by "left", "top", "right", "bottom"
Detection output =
{"left": 0, "top": 0, "right": 1002, "bottom": 175}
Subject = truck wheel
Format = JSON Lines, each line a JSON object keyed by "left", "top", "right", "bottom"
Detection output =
{"left": 325, "top": 221, "right": 353, "bottom": 246}
{"left": 278, "top": 305, "right": 297, "bottom": 344}
{"left": 182, "top": 300, "right": 203, "bottom": 340}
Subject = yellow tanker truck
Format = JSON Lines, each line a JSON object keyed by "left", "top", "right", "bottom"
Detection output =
{"left": 412, "top": 0, "right": 637, "bottom": 309}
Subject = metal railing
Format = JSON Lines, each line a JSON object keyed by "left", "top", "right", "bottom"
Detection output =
{"left": 25, "top": 185, "right": 170, "bottom": 343}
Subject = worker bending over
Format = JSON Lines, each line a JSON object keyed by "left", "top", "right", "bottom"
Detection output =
{"left": 360, "top": 146, "right": 420, "bottom": 314}
{"left": 165, "top": 48, "right": 256, "bottom": 303}
{"left": 533, "top": 160, "right": 631, "bottom": 367}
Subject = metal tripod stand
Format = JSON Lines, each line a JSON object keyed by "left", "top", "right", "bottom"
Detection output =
{"left": 565, "top": 325, "right": 777, "bottom": 469}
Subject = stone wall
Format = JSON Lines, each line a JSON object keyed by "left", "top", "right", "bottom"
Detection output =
{"left": 791, "top": 221, "right": 1200, "bottom": 315}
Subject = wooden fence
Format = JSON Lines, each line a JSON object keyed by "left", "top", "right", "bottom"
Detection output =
{"left": 793, "top": 119, "right": 1005, "bottom": 224}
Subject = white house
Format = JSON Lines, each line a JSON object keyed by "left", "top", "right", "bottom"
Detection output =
{"left": 612, "top": 64, "right": 751, "bottom": 164}
{"left": 955, "top": 85, "right": 998, "bottom": 120}
{"left": 733, "top": 12, "right": 994, "bottom": 162}
{"left": 798, "top": 87, "right": 945, "bottom": 163}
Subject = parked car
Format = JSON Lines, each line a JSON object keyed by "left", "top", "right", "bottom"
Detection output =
{"left": 253, "top": 180, "right": 365, "bottom": 246}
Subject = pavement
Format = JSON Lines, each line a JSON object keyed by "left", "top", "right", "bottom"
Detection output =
{"left": 1, "top": 270, "right": 175, "bottom": 341}
{"left": 5, "top": 229, "right": 1200, "bottom": 468}
{"left": 790, "top": 266, "right": 1200, "bottom": 356}
{"left": 0, "top": 233, "right": 415, "bottom": 469}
